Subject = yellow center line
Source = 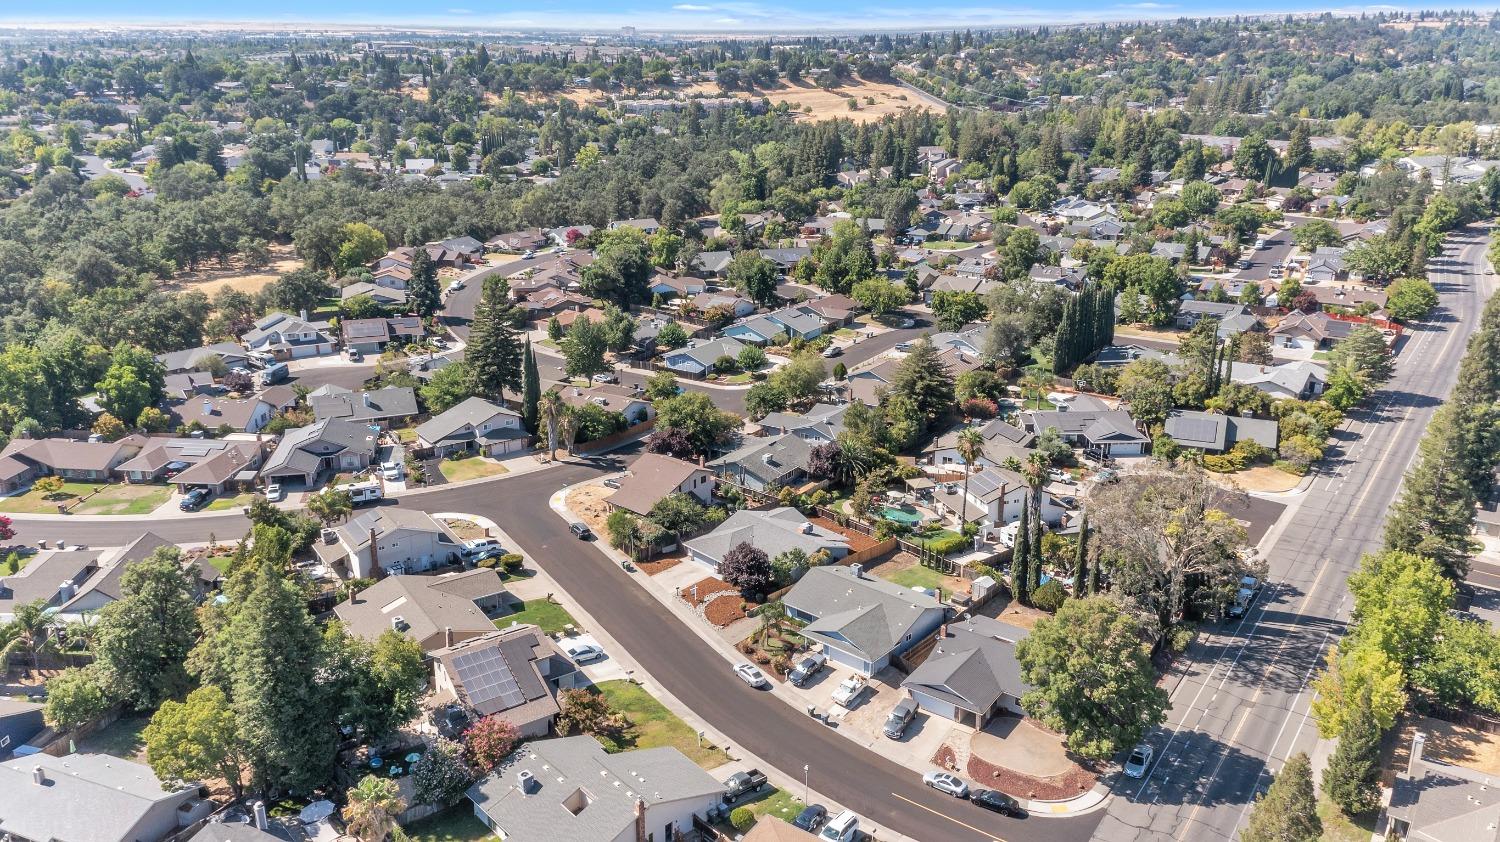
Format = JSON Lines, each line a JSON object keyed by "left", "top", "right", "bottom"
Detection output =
{"left": 888, "top": 792, "right": 1006, "bottom": 842}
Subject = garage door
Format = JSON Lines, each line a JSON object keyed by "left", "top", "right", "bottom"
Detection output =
{"left": 909, "top": 690, "right": 957, "bottom": 722}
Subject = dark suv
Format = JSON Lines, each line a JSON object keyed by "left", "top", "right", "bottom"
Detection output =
{"left": 179, "top": 487, "right": 211, "bottom": 512}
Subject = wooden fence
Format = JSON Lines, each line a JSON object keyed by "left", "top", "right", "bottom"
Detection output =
{"left": 576, "top": 419, "right": 656, "bottom": 455}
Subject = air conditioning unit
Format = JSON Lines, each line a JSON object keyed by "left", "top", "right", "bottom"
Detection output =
{"left": 391, "top": 616, "right": 408, "bottom": 632}
{"left": 517, "top": 769, "right": 536, "bottom": 793}
{"left": 321, "top": 528, "right": 338, "bottom": 544}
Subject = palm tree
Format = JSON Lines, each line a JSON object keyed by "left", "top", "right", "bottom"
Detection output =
{"left": 342, "top": 774, "right": 405, "bottom": 842}
{"left": 538, "top": 389, "right": 564, "bottom": 458}
{"left": 1, "top": 600, "right": 57, "bottom": 671}
{"left": 956, "top": 427, "right": 985, "bottom": 527}
{"left": 558, "top": 407, "right": 580, "bottom": 456}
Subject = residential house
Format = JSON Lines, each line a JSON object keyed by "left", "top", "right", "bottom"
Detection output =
{"left": 802, "top": 294, "right": 862, "bottom": 326}
{"left": 755, "top": 404, "right": 848, "bottom": 442}
{"left": 172, "top": 395, "right": 275, "bottom": 433}
{"left": 309, "top": 385, "right": 419, "bottom": 428}
{"left": 340, "top": 282, "right": 408, "bottom": 309}
{"left": 758, "top": 247, "right": 812, "bottom": 271}
{"left": 486, "top": 229, "right": 547, "bottom": 252}
{"left": 341, "top": 317, "right": 424, "bottom": 354}
{"left": 439, "top": 235, "right": 485, "bottom": 259}
{"left": 901, "top": 616, "right": 1032, "bottom": 728}
{"left": 1150, "top": 242, "right": 1188, "bottom": 264}
{"left": 1270, "top": 310, "right": 1356, "bottom": 351}
{"left": 116, "top": 438, "right": 263, "bottom": 491}
{"left": 647, "top": 274, "right": 707, "bottom": 300}
{"left": 1229, "top": 360, "right": 1328, "bottom": 400}
{"left": 660, "top": 337, "right": 749, "bottom": 377}
{"left": 0, "top": 753, "right": 211, "bottom": 842}
{"left": 156, "top": 342, "right": 250, "bottom": 375}
{"left": 156, "top": 441, "right": 261, "bottom": 495}
{"left": 0, "top": 548, "right": 106, "bottom": 617}
{"left": 57, "top": 533, "right": 173, "bottom": 614}
{"left": 0, "top": 699, "right": 44, "bottom": 759}
{"left": 925, "top": 418, "right": 1035, "bottom": 469}
{"left": 559, "top": 383, "right": 655, "bottom": 427}
{"left": 1028, "top": 264, "right": 1087, "bottom": 291}
{"left": 689, "top": 291, "right": 757, "bottom": 319}
{"left": 688, "top": 251, "right": 733, "bottom": 278}
{"left": 1305, "top": 247, "right": 1346, "bottom": 284}
{"left": 259, "top": 418, "right": 379, "bottom": 487}
{"left": 933, "top": 465, "right": 1067, "bottom": 529}
{"left": 684, "top": 507, "right": 849, "bottom": 571}
{"left": 430, "top": 625, "right": 584, "bottom": 737}
{"left": 315, "top": 508, "right": 465, "bottom": 579}
{"left": 1175, "top": 300, "right": 1248, "bottom": 329}
{"left": 1385, "top": 731, "right": 1500, "bottom": 842}
{"left": 162, "top": 371, "right": 218, "bottom": 400}
{"left": 783, "top": 564, "right": 946, "bottom": 675}
{"left": 606, "top": 453, "right": 715, "bottom": 517}
{"left": 1021, "top": 409, "right": 1149, "bottom": 458}
{"left": 333, "top": 569, "right": 519, "bottom": 652}
{"left": 415, "top": 397, "right": 529, "bottom": 458}
{"left": 1164, "top": 410, "right": 1279, "bottom": 454}
{"left": 0, "top": 435, "right": 147, "bottom": 493}
{"left": 466, "top": 735, "right": 724, "bottom": 842}
{"left": 723, "top": 306, "right": 825, "bottom": 345}
{"left": 709, "top": 433, "right": 815, "bottom": 492}
{"left": 608, "top": 217, "right": 661, "bottom": 235}
{"left": 544, "top": 224, "right": 595, "bottom": 246}
{"left": 241, "top": 312, "right": 336, "bottom": 360}
{"left": 742, "top": 818, "right": 820, "bottom": 841}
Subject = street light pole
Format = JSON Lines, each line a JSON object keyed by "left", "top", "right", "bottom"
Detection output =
{"left": 803, "top": 764, "right": 809, "bottom": 804}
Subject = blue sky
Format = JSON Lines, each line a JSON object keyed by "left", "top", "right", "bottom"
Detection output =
{"left": 0, "top": 1, "right": 1440, "bottom": 32}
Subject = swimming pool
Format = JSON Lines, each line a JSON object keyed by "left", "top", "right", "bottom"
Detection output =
{"left": 879, "top": 505, "right": 923, "bottom": 526}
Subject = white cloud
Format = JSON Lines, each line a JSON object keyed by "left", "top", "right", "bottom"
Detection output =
{"left": 1115, "top": 2, "right": 1175, "bottom": 7}
{"left": 446, "top": 7, "right": 472, "bottom": 12}
{"left": 672, "top": 3, "right": 713, "bottom": 9}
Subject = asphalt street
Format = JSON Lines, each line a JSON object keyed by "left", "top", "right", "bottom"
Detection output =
{"left": 1089, "top": 228, "right": 1494, "bottom": 842}
{"left": 1229, "top": 228, "right": 1295, "bottom": 282}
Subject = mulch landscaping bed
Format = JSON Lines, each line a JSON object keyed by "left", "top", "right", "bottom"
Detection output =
{"left": 637, "top": 556, "right": 683, "bottom": 575}
{"left": 810, "top": 516, "right": 883, "bottom": 553}
{"left": 680, "top": 576, "right": 737, "bottom": 607}
{"left": 703, "top": 594, "right": 750, "bottom": 626}
{"left": 931, "top": 744, "right": 1097, "bottom": 801}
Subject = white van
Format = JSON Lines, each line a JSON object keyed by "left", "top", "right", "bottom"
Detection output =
{"left": 338, "top": 481, "right": 383, "bottom": 505}
{"left": 818, "top": 810, "right": 859, "bottom": 842}
{"left": 258, "top": 362, "right": 289, "bottom": 386}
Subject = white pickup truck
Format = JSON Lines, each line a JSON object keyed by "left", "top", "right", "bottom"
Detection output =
{"left": 831, "top": 675, "right": 867, "bottom": 708}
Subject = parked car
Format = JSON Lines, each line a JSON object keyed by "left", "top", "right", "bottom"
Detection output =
{"left": 792, "top": 804, "right": 828, "bottom": 832}
{"left": 179, "top": 487, "right": 211, "bottom": 512}
{"left": 561, "top": 641, "right": 604, "bottom": 663}
{"left": 1123, "top": 743, "right": 1154, "bottom": 779}
{"left": 894, "top": 341, "right": 913, "bottom": 352}
{"left": 447, "top": 279, "right": 465, "bottom": 293}
{"left": 1236, "top": 258, "right": 1252, "bottom": 270}
{"left": 461, "top": 538, "right": 503, "bottom": 559}
{"left": 788, "top": 652, "right": 827, "bottom": 687}
{"left": 923, "top": 770, "right": 969, "bottom": 798}
{"left": 569, "top": 522, "right": 594, "bottom": 540}
{"left": 831, "top": 675, "right": 867, "bottom": 707}
{"left": 1228, "top": 575, "right": 1262, "bottom": 618}
{"left": 970, "top": 789, "right": 1024, "bottom": 816}
{"left": 522, "top": 250, "right": 535, "bottom": 260}
{"left": 884, "top": 698, "right": 917, "bottom": 739}
{"left": 818, "top": 811, "right": 860, "bottom": 842}
{"left": 469, "top": 546, "right": 506, "bottom": 564}
{"left": 263, "top": 483, "right": 284, "bottom": 502}
{"left": 1094, "top": 468, "right": 1119, "bottom": 484}
{"left": 592, "top": 371, "right": 619, "bottom": 384}
{"left": 602, "top": 478, "right": 621, "bottom": 489}
{"left": 257, "top": 362, "right": 289, "bottom": 386}
{"left": 345, "top": 348, "right": 363, "bottom": 362}
{"left": 898, "top": 317, "right": 916, "bottom": 328}
{"left": 820, "top": 345, "right": 843, "bottom": 358}
{"left": 734, "top": 663, "right": 768, "bottom": 688}
{"left": 380, "top": 461, "right": 403, "bottom": 481}
{"left": 722, "top": 769, "right": 768, "bottom": 802}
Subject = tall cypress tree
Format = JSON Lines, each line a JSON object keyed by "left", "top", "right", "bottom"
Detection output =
{"left": 467, "top": 276, "right": 523, "bottom": 404}
{"left": 1242, "top": 752, "right": 1321, "bottom": 842}
{"left": 1028, "top": 497, "right": 1043, "bottom": 595}
{"left": 1321, "top": 694, "right": 1382, "bottom": 815}
{"left": 1072, "top": 512, "right": 1090, "bottom": 590}
{"left": 407, "top": 249, "right": 441, "bottom": 318}
{"left": 1013, "top": 503, "right": 1031, "bottom": 605}
{"left": 521, "top": 336, "right": 541, "bottom": 434}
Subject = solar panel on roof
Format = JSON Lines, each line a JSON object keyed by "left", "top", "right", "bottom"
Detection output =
{"left": 1175, "top": 417, "right": 1221, "bottom": 442}
{"left": 452, "top": 645, "right": 527, "bottom": 712}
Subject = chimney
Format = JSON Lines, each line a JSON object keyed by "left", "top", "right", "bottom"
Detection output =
{"left": 1408, "top": 732, "right": 1427, "bottom": 778}
{"left": 253, "top": 801, "right": 268, "bottom": 831}
{"left": 300, "top": 308, "right": 309, "bottom": 322}
{"left": 31, "top": 766, "right": 45, "bottom": 785}
{"left": 368, "top": 527, "right": 382, "bottom": 579}
{"left": 203, "top": 399, "right": 214, "bottom": 416}
{"left": 634, "top": 799, "right": 647, "bottom": 842}
{"left": 363, "top": 392, "right": 373, "bottom": 407}
{"left": 939, "top": 623, "right": 949, "bottom": 638}
{"left": 445, "top": 626, "right": 454, "bottom": 647}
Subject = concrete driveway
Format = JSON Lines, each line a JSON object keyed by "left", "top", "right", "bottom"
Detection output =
{"left": 970, "top": 717, "right": 1074, "bottom": 779}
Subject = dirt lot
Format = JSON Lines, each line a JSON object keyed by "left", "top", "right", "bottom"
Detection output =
{"left": 568, "top": 482, "right": 617, "bottom": 535}
{"left": 973, "top": 591, "right": 1054, "bottom": 631}
{"left": 1393, "top": 715, "right": 1500, "bottom": 776}
{"left": 441, "top": 517, "right": 489, "bottom": 541}
{"left": 1214, "top": 466, "right": 1303, "bottom": 493}
{"left": 684, "top": 79, "right": 946, "bottom": 124}
{"left": 166, "top": 243, "right": 302, "bottom": 298}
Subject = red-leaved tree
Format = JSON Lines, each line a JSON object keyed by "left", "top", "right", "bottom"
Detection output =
{"left": 463, "top": 715, "right": 521, "bottom": 772}
{"left": 719, "top": 542, "right": 775, "bottom": 597}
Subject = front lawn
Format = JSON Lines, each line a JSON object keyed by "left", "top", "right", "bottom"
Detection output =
{"left": 499, "top": 599, "right": 576, "bottom": 634}
{"left": 595, "top": 680, "right": 732, "bottom": 769}
{"left": 394, "top": 427, "right": 419, "bottom": 444}
{"left": 0, "top": 481, "right": 103, "bottom": 514}
{"left": 439, "top": 457, "right": 509, "bottom": 483}
{"left": 205, "top": 492, "right": 258, "bottom": 512}
{"left": 735, "top": 788, "right": 807, "bottom": 825}
{"left": 883, "top": 564, "right": 944, "bottom": 591}
{"left": 205, "top": 555, "right": 235, "bottom": 574}
{"left": 1317, "top": 799, "right": 1376, "bottom": 842}
{"left": 922, "top": 240, "right": 971, "bottom": 250}
{"left": 403, "top": 806, "right": 496, "bottom": 842}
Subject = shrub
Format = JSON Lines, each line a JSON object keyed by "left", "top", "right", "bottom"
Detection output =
{"left": 1167, "top": 623, "right": 1197, "bottom": 652}
{"left": 498, "top": 553, "right": 524, "bottom": 572}
{"left": 923, "top": 533, "right": 970, "bottom": 556}
{"left": 476, "top": 557, "right": 500, "bottom": 569}
{"left": 730, "top": 807, "right": 756, "bottom": 832}
{"left": 1032, "top": 579, "right": 1066, "bottom": 612}
{"left": 960, "top": 397, "right": 999, "bottom": 418}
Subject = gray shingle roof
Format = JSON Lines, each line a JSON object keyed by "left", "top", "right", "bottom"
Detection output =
{"left": 783, "top": 565, "right": 943, "bottom": 662}
{"left": 260, "top": 418, "right": 378, "bottom": 477}
{"left": 902, "top": 616, "right": 1031, "bottom": 713}
{"left": 414, "top": 397, "right": 522, "bottom": 448}
{"left": 709, "top": 433, "right": 815, "bottom": 487}
{"left": 466, "top": 736, "right": 723, "bottom": 842}
{"left": 309, "top": 387, "right": 418, "bottom": 423}
{"left": 0, "top": 753, "right": 194, "bottom": 842}
{"left": 684, "top": 507, "right": 847, "bottom": 566}
{"left": 333, "top": 569, "right": 504, "bottom": 649}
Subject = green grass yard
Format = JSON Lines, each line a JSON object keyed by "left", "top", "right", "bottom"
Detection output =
{"left": 77, "top": 714, "right": 150, "bottom": 761}
{"left": 921, "top": 240, "right": 971, "bottom": 250}
{"left": 883, "top": 564, "right": 944, "bottom": 591}
{"left": 498, "top": 599, "right": 576, "bottom": 634}
{"left": 404, "top": 807, "right": 495, "bottom": 842}
{"left": 1316, "top": 799, "right": 1377, "bottom": 842}
{"left": 205, "top": 492, "right": 258, "bottom": 512}
{"left": 439, "top": 457, "right": 509, "bottom": 483}
{"left": 734, "top": 788, "right": 807, "bottom": 824}
{"left": 595, "top": 680, "right": 732, "bottom": 769}
{"left": 205, "top": 555, "right": 235, "bottom": 574}
{"left": 0, "top": 482, "right": 172, "bottom": 515}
